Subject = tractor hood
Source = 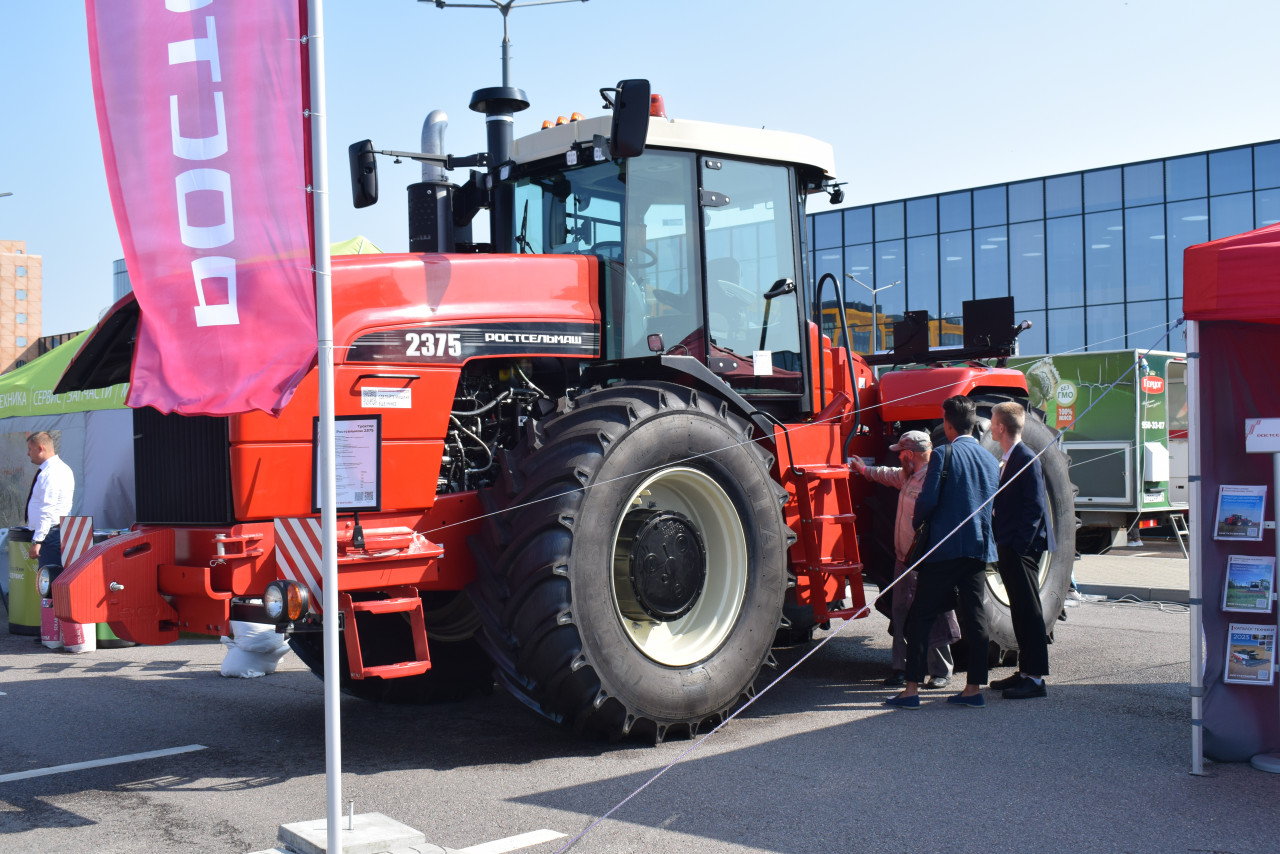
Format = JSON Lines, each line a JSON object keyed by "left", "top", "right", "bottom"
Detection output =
{"left": 54, "top": 292, "right": 139, "bottom": 395}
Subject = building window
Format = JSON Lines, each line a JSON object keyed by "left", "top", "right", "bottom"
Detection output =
{"left": 1166, "top": 154, "right": 1207, "bottom": 201}
{"left": 939, "top": 192, "right": 971, "bottom": 232}
{"left": 1009, "top": 180, "right": 1044, "bottom": 223}
{"left": 843, "top": 207, "right": 872, "bottom": 245}
{"left": 1210, "top": 148, "right": 1252, "bottom": 196}
{"left": 1045, "top": 174, "right": 1082, "bottom": 217}
{"left": 906, "top": 197, "right": 937, "bottom": 237}
{"left": 874, "top": 202, "right": 904, "bottom": 242}
{"left": 813, "top": 211, "right": 842, "bottom": 250}
{"left": 1124, "top": 162, "right": 1164, "bottom": 207}
{"left": 15, "top": 266, "right": 26, "bottom": 277}
{"left": 16, "top": 289, "right": 26, "bottom": 301}
{"left": 16, "top": 337, "right": 26, "bottom": 347}
{"left": 16, "top": 313, "right": 25, "bottom": 324}
{"left": 973, "top": 187, "right": 1007, "bottom": 228}
{"left": 1084, "top": 168, "right": 1122, "bottom": 212}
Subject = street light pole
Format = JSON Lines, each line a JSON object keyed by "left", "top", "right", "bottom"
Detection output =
{"left": 845, "top": 274, "right": 898, "bottom": 354}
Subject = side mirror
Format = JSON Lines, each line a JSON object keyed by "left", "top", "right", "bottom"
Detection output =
{"left": 610, "top": 79, "right": 650, "bottom": 159}
{"left": 348, "top": 140, "right": 379, "bottom": 209}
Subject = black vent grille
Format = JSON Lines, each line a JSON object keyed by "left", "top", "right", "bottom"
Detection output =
{"left": 134, "top": 407, "right": 235, "bottom": 525}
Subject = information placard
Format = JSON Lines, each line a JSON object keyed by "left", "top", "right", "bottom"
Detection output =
{"left": 312, "top": 415, "right": 382, "bottom": 513}
{"left": 1225, "top": 623, "right": 1276, "bottom": 686}
{"left": 1214, "top": 484, "right": 1267, "bottom": 541}
{"left": 1222, "top": 555, "right": 1276, "bottom": 613}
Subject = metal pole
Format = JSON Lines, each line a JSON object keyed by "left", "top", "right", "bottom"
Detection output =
{"left": 306, "top": 0, "right": 342, "bottom": 847}
{"left": 846, "top": 275, "right": 896, "bottom": 354}
{"left": 1187, "top": 320, "right": 1205, "bottom": 775}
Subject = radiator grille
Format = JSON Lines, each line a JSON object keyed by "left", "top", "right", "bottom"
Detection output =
{"left": 134, "top": 407, "right": 235, "bottom": 525}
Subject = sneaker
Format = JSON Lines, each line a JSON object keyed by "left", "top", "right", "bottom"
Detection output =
{"left": 881, "top": 671, "right": 906, "bottom": 687}
{"left": 923, "top": 675, "right": 950, "bottom": 690}
{"left": 946, "top": 692, "right": 986, "bottom": 708}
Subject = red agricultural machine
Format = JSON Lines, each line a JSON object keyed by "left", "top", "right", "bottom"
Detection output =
{"left": 53, "top": 80, "right": 1074, "bottom": 741}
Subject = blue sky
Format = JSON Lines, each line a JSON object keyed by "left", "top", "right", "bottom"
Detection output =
{"left": 3, "top": 0, "right": 1278, "bottom": 336}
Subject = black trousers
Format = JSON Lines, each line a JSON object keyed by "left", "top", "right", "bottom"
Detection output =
{"left": 996, "top": 545, "right": 1050, "bottom": 677}
{"left": 905, "top": 557, "right": 989, "bottom": 686}
{"left": 39, "top": 524, "right": 63, "bottom": 570}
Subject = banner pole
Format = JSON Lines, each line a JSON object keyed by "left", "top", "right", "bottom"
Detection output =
{"left": 1187, "top": 320, "right": 1205, "bottom": 776}
{"left": 306, "top": 0, "right": 342, "bottom": 848}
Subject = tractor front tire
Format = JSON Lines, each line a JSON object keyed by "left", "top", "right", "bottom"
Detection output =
{"left": 971, "top": 394, "right": 1077, "bottom": 652}
{"left": 468, "top": 382, "right": 791, "bottom": 742}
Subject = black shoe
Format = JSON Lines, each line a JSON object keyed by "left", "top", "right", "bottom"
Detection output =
{"left": 989, "top": 673, "right": 1023, "bottom": 690}
{"left": 882, "top": 671, "right": 906, "bottom": 687}
{"left": 1002, "top": 679, "right": 1048, "bottom": 700}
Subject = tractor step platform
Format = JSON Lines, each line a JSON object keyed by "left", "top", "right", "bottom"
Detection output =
{"left": 790, "top": 461, "right": 866, "bottom": 623}
{"left": 339, "top": 586, "right": 432, "bottom": 680}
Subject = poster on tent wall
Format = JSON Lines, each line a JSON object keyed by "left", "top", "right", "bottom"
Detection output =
{"left": 85, "top": 0, "right": 316, "bottom": 416}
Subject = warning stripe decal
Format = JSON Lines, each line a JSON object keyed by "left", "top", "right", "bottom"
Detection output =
{"left": 274, "top": 517, "right": 325, "bottom": 614}
{"left": 59, "top": 516, "right": 95, "bottom": 566}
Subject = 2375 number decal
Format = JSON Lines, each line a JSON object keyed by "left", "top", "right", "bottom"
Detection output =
{"left": 405, "top": 332, "right": 462, "bottom": 358}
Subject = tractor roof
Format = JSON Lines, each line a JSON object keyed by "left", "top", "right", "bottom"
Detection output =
{"left": 511, "top": 115, "right": 836, "bottom": 184}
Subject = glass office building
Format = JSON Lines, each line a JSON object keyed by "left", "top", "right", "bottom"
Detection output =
{"left": 807, "top": 139, "right": 1280, "bottom": 356}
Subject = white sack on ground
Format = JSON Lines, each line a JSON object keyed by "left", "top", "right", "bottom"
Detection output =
{"left": 219, "top": 620, "right": 291, "bottom": 678}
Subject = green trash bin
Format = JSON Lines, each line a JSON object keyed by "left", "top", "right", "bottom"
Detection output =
{"left": 8, "top": 527, "right": 40, "bottom": 636}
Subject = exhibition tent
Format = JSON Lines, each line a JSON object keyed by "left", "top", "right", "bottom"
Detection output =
{"left": 1183, "top": 222, "right": 1280, "bottom": 765}
{"left": 0, "top": 330, "right": 135, "bottom": 532}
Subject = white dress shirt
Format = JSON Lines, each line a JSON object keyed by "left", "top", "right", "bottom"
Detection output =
{"left": 28, "top": 454, "right": 75, "bottom": 543}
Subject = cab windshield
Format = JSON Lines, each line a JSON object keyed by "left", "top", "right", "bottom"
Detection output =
{"left": 509, "top": 148, "right": 806, "bottom": 396}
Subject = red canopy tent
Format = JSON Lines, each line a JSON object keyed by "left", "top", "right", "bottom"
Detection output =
{"left": 1184, "top": 221, "right": 1280, "bottom": 769}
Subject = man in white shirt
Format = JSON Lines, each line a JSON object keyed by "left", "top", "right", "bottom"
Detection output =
{"left": 26, "top": 431, "right": 75, "bottom": 567}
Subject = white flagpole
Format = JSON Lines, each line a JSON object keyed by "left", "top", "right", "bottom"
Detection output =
{"left": 305, "top": 1, "right": 342, "bottom": 849}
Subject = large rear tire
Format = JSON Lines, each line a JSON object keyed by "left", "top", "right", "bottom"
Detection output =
{"left": 468, "top": 382, "right": 792, "bottom": 742}
{"left": 970, "top": 394, "right": 1076, "bottom": 652}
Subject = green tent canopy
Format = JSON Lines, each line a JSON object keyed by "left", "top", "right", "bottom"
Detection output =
{"left": 0, "top": 330, "right": 128, "bottom": 418}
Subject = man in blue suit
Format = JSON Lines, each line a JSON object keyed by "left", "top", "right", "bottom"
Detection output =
{"left": 886, "top": 395, "right": 999, "bottom": 709}
{"left": 988, "top": 401, "right": 1056, "bottom": 700}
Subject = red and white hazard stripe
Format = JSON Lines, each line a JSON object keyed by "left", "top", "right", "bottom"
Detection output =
{"left": 60, "top": 516, "right": 95, "bottom": 566}
{"left": 274, "top": 517, "right": 324, "bottom": 614}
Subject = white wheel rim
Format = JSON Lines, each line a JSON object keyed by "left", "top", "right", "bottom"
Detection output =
{"left": 986, "top": 514, "right": 1056, "bottom": 607}
{"left": 610, "top": 466, "right": 748, "bottom": 666}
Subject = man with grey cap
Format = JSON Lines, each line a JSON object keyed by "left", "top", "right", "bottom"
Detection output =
{"left": 851, "top": 430, "right": 960, "bottom": 688}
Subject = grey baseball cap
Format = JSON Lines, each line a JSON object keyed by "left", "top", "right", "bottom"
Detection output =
{"left": 889, "top": 430, "right": 932, "bottom": 452}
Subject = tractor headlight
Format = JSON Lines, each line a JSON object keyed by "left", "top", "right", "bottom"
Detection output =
{"left": 36, "top": 566, "right": 54, "bottom": 599}
{"left": 264, "top": 580, "right": 309, "bottom": 623}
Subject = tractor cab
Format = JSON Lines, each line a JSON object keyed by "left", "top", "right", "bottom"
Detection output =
{"left": 501, "top": 88, "right": 838, "bottom": 408}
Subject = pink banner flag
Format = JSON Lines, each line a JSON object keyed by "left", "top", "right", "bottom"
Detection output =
{"left": 86, "top": 0, "right": 316, "bottom": 415}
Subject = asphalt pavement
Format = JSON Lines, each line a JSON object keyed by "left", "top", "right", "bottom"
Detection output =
{"left": 3, "top": 544, "right": 1275, "bottom": 854}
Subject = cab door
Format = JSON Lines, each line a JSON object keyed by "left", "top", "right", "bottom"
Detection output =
{"left": 699, "top": 157, "right": 806, "bottom": 399}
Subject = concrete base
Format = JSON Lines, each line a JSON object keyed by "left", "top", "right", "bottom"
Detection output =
{"left": 276, "top": 812, "right": 440, "bottom": 854}
{"left": 1249, "top": 752, "right": 1280, "bottom": 774}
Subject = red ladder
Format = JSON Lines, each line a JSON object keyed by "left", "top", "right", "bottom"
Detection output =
{"left": 791, "top": 463, "right": 865, "bottom": 623}
{"left": 339, "top": 586, "right": 432, "bottom": 679}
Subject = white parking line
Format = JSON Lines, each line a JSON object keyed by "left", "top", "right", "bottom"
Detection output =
{"left": 457, "top": 829, "right": 567, "bottom": 854}
{"left": 0, "top": 744, "right": 207, "bottom": 784}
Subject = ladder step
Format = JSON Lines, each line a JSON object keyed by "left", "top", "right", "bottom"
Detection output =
{"left": 357, "top": 660, "right": 432, "bottom": 679}
{"left": 349, "top": 596, "right": 421, "bottom": 614}
{"left": 804, "top": 562, "right": 863, "bottom": 574}
{"left": 804, "top": 513, "right": 857, "bottom": 525}
{"left": 796, "top": 465, "right": 851, "bottom": 480}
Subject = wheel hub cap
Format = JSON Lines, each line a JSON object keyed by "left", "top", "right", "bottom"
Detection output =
{"left": 614, "top": 509, "right": 707, "bottom": 622}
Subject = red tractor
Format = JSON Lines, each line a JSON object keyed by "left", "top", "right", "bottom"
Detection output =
{"left": 54, "top": 80, "right": 1075, "bottom": 741}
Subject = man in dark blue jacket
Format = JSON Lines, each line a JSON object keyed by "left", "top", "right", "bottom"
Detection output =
{"left": 987, "top": 401, "right": 1057, "bottom": 700}
{"left": 886, "top": 395, "right": 999, "bottom": 709}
